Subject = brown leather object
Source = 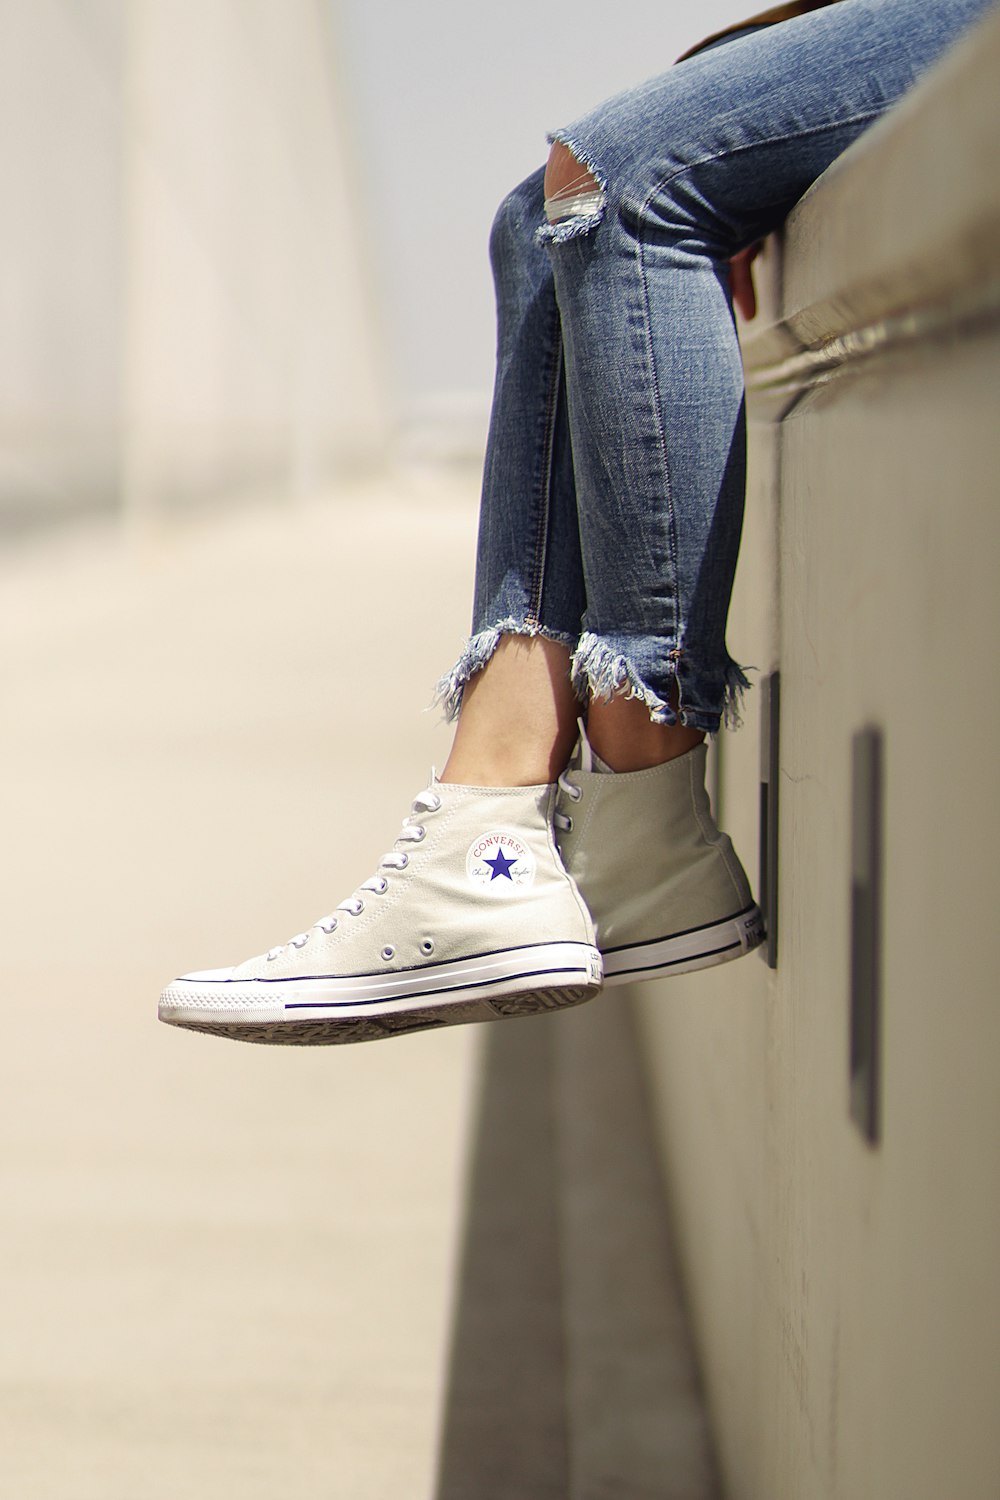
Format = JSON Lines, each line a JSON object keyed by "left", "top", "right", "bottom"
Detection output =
{"left": 676, "top": 0, "right": 843, "bottom": 63}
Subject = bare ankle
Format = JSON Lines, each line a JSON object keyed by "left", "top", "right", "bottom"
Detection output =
{"left": 439, "top": 747, "right": 560, "bottom": 788}
{"left": 586, "top": 692, "right": 704, "bottom": 772}
{"left": 439, "top": 633, "right": 579, "bottom": 787}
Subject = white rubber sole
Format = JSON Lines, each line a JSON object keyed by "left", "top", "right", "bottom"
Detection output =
{"left": 600, "top": 904, "right": 765, "bottom": 986}
{"left": 159, "top": 941, "right": 604, "bottom": 1046}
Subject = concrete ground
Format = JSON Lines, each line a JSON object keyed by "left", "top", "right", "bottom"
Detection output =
{"left": 0, "top": 481, "right": 720, "bottom": 1500}
{"left": 0, "top": 480, "right": 484, "bottom": 1499}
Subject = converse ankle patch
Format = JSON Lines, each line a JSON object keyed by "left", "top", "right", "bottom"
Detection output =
{"left": 466, "top": 830, "right": 536, "bottom": 892}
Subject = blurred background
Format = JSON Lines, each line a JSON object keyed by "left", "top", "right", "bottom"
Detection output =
{"left": 0, "top": 0, "right": 740, "bottom": 532}
{"left": 6, "top": 7, "right": 1000, "bottom": 1498}
{"left": 0, "top": 3, "right": 738, "bottom": 1496}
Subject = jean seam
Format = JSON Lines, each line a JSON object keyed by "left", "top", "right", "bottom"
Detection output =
{"left": 637, "top": 109, "right": 887, "bottom": 224}
{"left": 526, "top": 335, "right": 563, "bottom": 627}
{"left": 623, "top": 108, "right": 883, "bottom": 719}
{"left": 629, "top": 213, "right": 681, "bottom": 679}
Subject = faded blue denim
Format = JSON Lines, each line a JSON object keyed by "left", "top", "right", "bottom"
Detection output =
{"left": 438, "top": 0, "right": 995, "bottom": 731}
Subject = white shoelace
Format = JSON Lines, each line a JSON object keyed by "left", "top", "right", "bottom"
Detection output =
{"left": 553, "top": 771, "right": 582, "bottom": 832}
{"left": 553, "top": 728, "right": 598, "bottom": 832}
{"left": 265, "top": 788, "right": 443, "bottom": 961}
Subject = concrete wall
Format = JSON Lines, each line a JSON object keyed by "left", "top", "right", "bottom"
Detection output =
{"left": 0, "top": 0, "right": 386, "bottom": 534}
{"left": 635, "top": 11, "right": 1000, "bottom": 1499}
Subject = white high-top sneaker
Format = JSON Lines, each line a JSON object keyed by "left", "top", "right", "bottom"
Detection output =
{"left": 159, "top": 777, "right": 603, "bottom": 1045}
{"left": 554, "top": 733, "right": 763, "bottom": 985}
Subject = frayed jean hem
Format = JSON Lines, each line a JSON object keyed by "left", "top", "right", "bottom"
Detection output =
{"left": 433, "top": 619, "right": 579, "bottom": 723}
{"left": 435, "top": 620, "right": 751, "bottom": 734}
{"left": 571, "top": 633, "right": 750, "bottom": 733}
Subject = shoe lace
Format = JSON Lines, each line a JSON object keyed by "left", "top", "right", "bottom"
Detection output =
{"left": 265, "top": 787, "right": 443, "bottom": 960}
{"left": 553, "top": 770, "right": 582, "bottom": 833}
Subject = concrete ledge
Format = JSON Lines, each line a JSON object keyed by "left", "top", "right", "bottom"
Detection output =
{"left": 635, "top": 8, "right": 1000, "bottom": 1498}
{"left": 743, "top": 1, "right": 1000, "bottom": 415}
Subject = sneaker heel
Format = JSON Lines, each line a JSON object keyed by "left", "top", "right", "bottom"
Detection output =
{"left": 739, "top": 906, "right": 766, "bottom": 951}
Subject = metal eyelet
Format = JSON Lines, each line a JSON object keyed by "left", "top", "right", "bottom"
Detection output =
{"left": 563, "top": 816, "right": 574, "bottom": 832}
{"left": 381, "top": 945, "right": 395, "bottom": 962}
{"left": 570, "top": 784, "right": 583, "bottom": 802}
{"left": 352, "top": 898, "right": 365, "bottom": 915}
{"left": 375, "top": 877, "right": 389, "bottom": 894}
{"left": 412, "top": 825, "right": 426, "bottom": 841}
{"left": 397, "top": 853, "right": 409, "bottom": 868}
{"left": 421, "top": 938, "right": 434, "bottom": 955}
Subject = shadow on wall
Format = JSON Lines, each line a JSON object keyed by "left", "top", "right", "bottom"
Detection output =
{"left": 434, "top": 997, "right": 721, "bottom": 1500}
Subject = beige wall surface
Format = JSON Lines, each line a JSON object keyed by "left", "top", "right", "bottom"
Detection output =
{"left": 0, "top": 0, "right": 386, "bottom": 533}
{"left": 636, "top": 12, "right": 1000, "bottom": 1500}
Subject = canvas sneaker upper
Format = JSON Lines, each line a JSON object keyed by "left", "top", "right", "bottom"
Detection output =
{"left": 554, "top": 735, "right": 763, "bottom": 983}
{"left": 159, "top": 776, "right": 603, "bottom": 1044}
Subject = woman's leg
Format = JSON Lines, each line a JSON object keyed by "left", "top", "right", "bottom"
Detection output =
{"left": 542, "top": 0, "right": 990, "bottom": 731}
{"left": 442, "top": 0, "right": 993, "bottom": 773}
{"left": 432, "top": 0, "right": 992, "bottom": 989}
{"left": 162, "top": 0, "right": 995, "bottom": 1043}
{"left": 437, "top": 164, "right": 702, "bottom": 784}
{"left": 435, "top": 166, "right": 584, "bottom": 786}
{"left": 441, "top": 635, "right": 578, "bottom": 786}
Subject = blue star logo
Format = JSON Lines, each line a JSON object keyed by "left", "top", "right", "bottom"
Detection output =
{"left": 485, "top": 847, "right": 517, "bottom": 881}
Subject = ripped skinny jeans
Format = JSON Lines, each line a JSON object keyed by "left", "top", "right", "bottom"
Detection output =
{"left": 437, "top": 0, "right": 993, "bottom": 731}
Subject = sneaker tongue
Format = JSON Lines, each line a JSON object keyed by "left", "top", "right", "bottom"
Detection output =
{"left": 591, "top": 749, "right": 614, "bottom": 774}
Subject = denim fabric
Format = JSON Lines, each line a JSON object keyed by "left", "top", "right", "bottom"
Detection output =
{"left": 438, "top": 0, "right": 995, "bottom": 731}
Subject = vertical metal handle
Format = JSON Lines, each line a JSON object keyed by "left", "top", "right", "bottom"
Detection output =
{"left": 759, "top": 671, "right": 780, "bottom": 969}
{"left": 850, "top": 726, "right": 883, "bottom": 1146}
